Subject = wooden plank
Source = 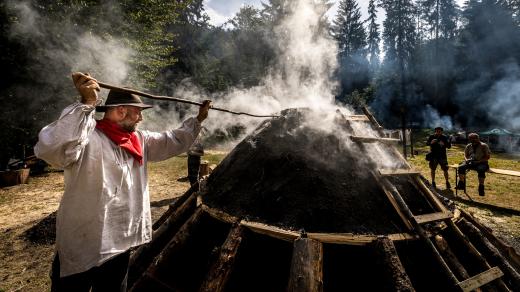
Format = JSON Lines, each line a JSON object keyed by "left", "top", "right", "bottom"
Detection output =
{"left": 450, "top": 165, "right": 520, "bottom": 177}
{"left": 413, "top": 211, "right": 453, "bottom": 224}
{"left": 199, "top": 225, "right": 244, "bottom": 292}
{"left": 489, "top": 168, "right": 520, "bottom": 177}
{"left": 375, "top": 174, "right": 460, "bottom": 286}
{"left": 240, "top": 220, "right": 300, "bottom": 242}
{"left": 446, "top": 220, "right": 512, "bottom": 291}
{"left": 307, "top": 232, "right": 419, "bottom": 245}
{"left": 346, "top": 115, "right": 370, "bottom": 121}
{"left": 350, "top": 136, "right": 400, "bottom": 144}
{"left": 412, "top": 176, "right": 449, "bottom": 214}
{"left": 371, "top": 171, "right": 414, "bottom": 231}
{"left": 457, "top": 218, "right": 520, "bottom": 290}
{"left": 457, "top": 267, "right": 504, "bottom": 292}
{"left": 459, "top": 209, "right": 520, "bottom": 271}
{"left": 379, "top": 169, "right": 421, "bottom": 176}
{"left": 201, "top": 204, "right": 238, "bottom": 224}
{"left": 287, "top": 238, "right": 323, "bottom": 292}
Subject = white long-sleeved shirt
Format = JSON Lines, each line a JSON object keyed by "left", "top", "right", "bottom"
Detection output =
{"left": 34, "top": 102, "right": 200, "bottom": 277}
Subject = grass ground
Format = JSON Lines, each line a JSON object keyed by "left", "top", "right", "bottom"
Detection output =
{"left": 0, "top": 151, "right": 227, "bottom": 292}
{"left": 408, "top": 130, "right": 520, "bottom": 250}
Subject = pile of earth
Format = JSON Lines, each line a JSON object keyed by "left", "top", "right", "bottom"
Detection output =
{"left": 202, "top": 108, "right": 424, "bottom": 234}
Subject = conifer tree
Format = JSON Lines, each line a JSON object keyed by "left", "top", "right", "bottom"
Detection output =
{"left": 331, "top": 0, "right": 369, "bottom": 99}
{"left": 367, "top": 0, "right": 381, "bottom": 74}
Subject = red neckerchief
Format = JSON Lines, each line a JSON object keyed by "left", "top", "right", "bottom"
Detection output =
{"left": 95, "top": 119, "right": 143, "bottom": 165}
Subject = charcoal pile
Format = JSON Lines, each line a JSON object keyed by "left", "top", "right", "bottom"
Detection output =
{"left": 127, "top": 108, "right": 520, "bottom": 292}
{"left": 201, "top": 108, "right": 425, "bottom": 233}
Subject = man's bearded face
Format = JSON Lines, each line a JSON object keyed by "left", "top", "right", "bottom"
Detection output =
{"left": 119, "top": 106, "right": 143, "bottom": 132}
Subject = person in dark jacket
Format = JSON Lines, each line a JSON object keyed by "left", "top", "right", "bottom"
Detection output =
{"left": 427, "top": 127, "right": 451, "bottom": 189}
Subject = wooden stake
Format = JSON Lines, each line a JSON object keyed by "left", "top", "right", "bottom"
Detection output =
{"left": 457, "top": 219, "right": 520, "bottom": 291}
{"left": 199, "top": 225, "right": 244, "bottom": 292}
{"left": 128, "top": 193, "right": 197, "bottom": 287}
{"left": 287, "top": 237, "right": 323, "bottom": 292}
{"left": 459, "top": 209, "right": 520, "bottom": 272}
{"left": 445, "top": 220, "right": 511, "bottom": 291}
{"left": 130, "top": 208, "right": 205, "bottom": 292}
{"left": 433, "top": 235, "right": 475, "bottom": 288}
{"left": 372, "top": 236, "right": 415, "bottom": 292}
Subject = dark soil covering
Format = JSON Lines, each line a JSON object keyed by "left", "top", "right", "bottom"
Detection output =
{"left": 202, "top": 108, "right": 419, "bottom": 234}
{"left": 23, "top": 211, "right": 56, "bottom": 245}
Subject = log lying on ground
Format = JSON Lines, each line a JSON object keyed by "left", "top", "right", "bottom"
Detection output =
{"left": 445, "top": 220, "right": 510, "bottom": 291}
{"left": 129, "top": 196, "right": 198, "bottom": 289}
{"left": 287, "top": 237, "right": 323, "bottom": 292}
{"left": 199, "top": 225, "right": 244, "bottom": 292}
{"left": 459, "top": 209, "right": 520, "bottom": 272}
{"left": 130, "top": 208, "right": 205, "bottom": 291}
{"left": 372, "top": 236, "right": 415, "bottom": 292}
{"left": 433, "top": 235, "right": 478, "bottom": 291}
{"left": 457, "top": 218, "right": 520, "bottom": 291}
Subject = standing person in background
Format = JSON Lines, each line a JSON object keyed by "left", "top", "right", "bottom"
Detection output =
{"left": 34, "top": 72, "right": 211, "bottom": 291}
{"left": 456, "top": 133, "right": 491, "bottom": 196}
{"left": 187, "top": 131, "right": 205, "bottom": 186}
{"left": 427, "top": 126, "right": 451, "bottom": 189}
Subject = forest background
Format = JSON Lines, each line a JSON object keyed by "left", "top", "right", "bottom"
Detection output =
{"left": 1, "top": 0, "right": 520, "bottom": 166}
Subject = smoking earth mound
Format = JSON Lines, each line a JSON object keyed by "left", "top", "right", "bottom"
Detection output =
{"left": 202, "top": 108, "right": 414, "bottom": 234}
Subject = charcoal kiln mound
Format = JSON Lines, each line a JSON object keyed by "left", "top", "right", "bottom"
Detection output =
{"left": 128, "top": 108, "right": 520, "bottom": 292}
{"left": 201, "top": 108, "right": 420, "bottom": 234}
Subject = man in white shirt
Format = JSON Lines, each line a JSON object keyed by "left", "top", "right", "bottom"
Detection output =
{"left": 35, "top": 72, "right": 211, "bottom": 291}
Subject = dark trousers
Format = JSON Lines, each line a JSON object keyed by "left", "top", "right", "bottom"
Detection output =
{"left": 51, "top": 251, "right": 130, "bottom": 292}
{"left": 187, "top": 154, "right": 201, "bottom": 186}
{"left": 458, "top": 161, "right": 489, "bottom": 178}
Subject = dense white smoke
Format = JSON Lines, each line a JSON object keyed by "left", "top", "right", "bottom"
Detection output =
{"left": 8, "top": 1, "right": 133, "bottom": 100}
{"left": 421, "top": 105, "right": 454, "bottom": 130}
{"left": 8, "top": 0, "right": 400, "bottom": 167}
{"left": 151, "top": 0, "right": 342, "bottom": 137}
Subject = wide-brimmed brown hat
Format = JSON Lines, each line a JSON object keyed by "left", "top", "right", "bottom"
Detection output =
{"left": 96, "top": 89, "right": 153, "bottom": 112}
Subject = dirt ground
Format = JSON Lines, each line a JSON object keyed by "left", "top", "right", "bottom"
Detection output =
{"left": 0, "top": 157, "right": 193, "bottom": 292}
{"left": 0, "top": 150, "right": 519, "bottom": 292}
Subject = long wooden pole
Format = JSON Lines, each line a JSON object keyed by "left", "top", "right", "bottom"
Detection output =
{"left": 97, "top": 81, "right": 279, "bottom": 118}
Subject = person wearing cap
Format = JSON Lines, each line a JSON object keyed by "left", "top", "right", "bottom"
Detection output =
{"left": 456, "top": 133, "right": 491, "bottom": 196}
{"left": 426, "top": 126, "right": 451, "bottom": 189}
{"left": 34, "top": 72, "right": 211, "bottom": 291}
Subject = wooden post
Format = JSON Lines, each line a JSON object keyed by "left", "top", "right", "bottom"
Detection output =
{"left": 287, "top": 237, "right": 323, "bottom": 292}
{"left": 433, "top": 235, "right": 475, "bottom": 288}
{"left": 130, "top": 208, "right": 205, "bottom": 292}
{"left": 199, "top": 225, "right": 244, "bottom": 292}
{"left": 128, "top": 193, "right": 197, "bottom": 287}
{"left": 372, "top": 236, "right": 415, "bottom": 291}
{"left": 445, "top": 220, "right": 511, "bottom": 291}
{"left": 459, "top": 209, "right": 520, "bottom": 272}
{"left": 375, "top": 174, "right": 460, "bottom": 287}
{"left": 199, "top": 160, "right": 210, "bottom": 176}
{"left": 457, "top": 219, "right": 520, "bottom": 291}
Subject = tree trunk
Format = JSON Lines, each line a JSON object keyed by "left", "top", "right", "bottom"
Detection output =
{"left": 372, "top": 236, "right": 415, "bottom": 291}
{"left": 457, "top": 219, "right": 520, "bottom": 291}
{"left": 287, "top": 237, "right": 323, "bottom": 292}
{"left": 199, "top": 225, "right": 244, "bottom": 292}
